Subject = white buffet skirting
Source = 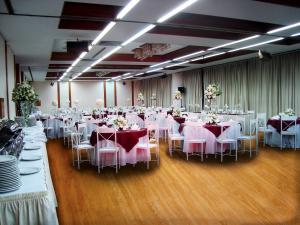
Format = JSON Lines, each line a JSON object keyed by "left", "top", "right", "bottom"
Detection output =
{"left": 0, "top": 125, "right": 59, "bottom": 225}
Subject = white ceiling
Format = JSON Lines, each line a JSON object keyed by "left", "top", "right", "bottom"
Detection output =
{"left": 0, "top": 0, "right": 300, "bottom": 81}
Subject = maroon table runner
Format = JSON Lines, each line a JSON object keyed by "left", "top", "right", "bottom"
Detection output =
{"left": 203, "top": 124, "right": 229, "bottom": 137}
{"left": 174, "top": 117, "right": 185, "bottom": 124}
{"left": 267, "top": 118, "right": 300, "bottom": 133}
{"left": 138, "top": 114, "right": 145, "bottom": 120}
{"left": 90, "top": 128, "right": 147, "bottom": 152}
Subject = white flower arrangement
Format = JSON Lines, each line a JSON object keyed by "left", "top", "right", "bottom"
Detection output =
{"left": 113, "top": 116, "right": 127, "bottom": 128}
{"left": 174, "top": 90, "right": 182, "bottom": 100}
{"left": 12, "top": 82, "right": 38, "bottom": 103}
{"left": 73, "top": 99, "right": 79, "bottom": 106}
{"left": 172, "top": 108, "right": 181, "bottom": 117}
{"left": 51, "top": 100, "right": 58, "bottom": 107}
{"left": 284, "top": 108, "right": 295, "bottom": 116}
{"left": 138, "top": 107, "right": 145, "bottom": 114}
{"left": 204, "top": 83, "right": 222, "bottom": 103}
{"left": 150, "top": 93, "right": 156, "bottom": 100}
{"left": 137, "top": 92, "right": 144, "bottom": 102}
{"left": 96, "top": 98, "right": 103, "bottom": 107}
{"left": 205, "top": 113, "right": 220, "bottom": 125}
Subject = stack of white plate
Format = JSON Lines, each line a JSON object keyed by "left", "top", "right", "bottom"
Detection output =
{"left": 0, "top": 155, "right": 21, "bottom": 193}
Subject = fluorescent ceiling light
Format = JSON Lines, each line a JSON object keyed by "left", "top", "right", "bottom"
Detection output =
{"left": 123, "top": 72, "right": 131, "bottom": 76}
{"left": 112, "top": 76, "right": 121, "bottom": 80}
{"left": 117, "top": 0, "right": 140, "bottom": 19}
{"left": 66, "top": 67, "right": 73, "bottom": 73}
{"left": 267, "top": 22, "right": 300, "bottom": 34}
{"left": 135, "top": 72, "right": 144, "bottom": 76}
{"left": 124, "top": 76, "right": 133, "bottom": 79}
{"left": 150, "top": 60, "right": 171, "bottom": 68}
{"left": 165, "top": 61, "right": 189, "bottom": 68}
{"left": 157, "top": 0, "right": 198, "bottom": 23}
{"left": 91, "top": 22, "right": 116, "bottom": 46}
{"left": 190, "top": 52, "right": 225, "bottom": 62}
{"left": 79, "top": 51, "right": 87, "bottom": 59}
{"left": 208, "top": 35, "right": 260, "bottom": 51}
{"left": 173, "top": 50, "right": 205, "bottom": 61}
{"left": 116, "top": 79, "right": 121, "bottom": 81}
{"left": 82, "top": 67, "right": 91, "bottom": 73}
{"left": 91, "top": 46, "right": 122, "bottom": 67}
{"left": 146, "top": 67, "right": 163, "bottom": 73}
{"left": 121, "top": 24, "right": 155, "bottom": 46}
{"left": 228, "top": 37, "right": 284, "bottom": 53}
{"left": 291, "top": 32, "right": 300, "bottom": 37}
{"left": 71, "top": 58, "right": 81, "bottom": 67}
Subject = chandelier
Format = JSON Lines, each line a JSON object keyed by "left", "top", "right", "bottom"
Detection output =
{"left": 133, "top": 43, "right": 170, "bottom": 60}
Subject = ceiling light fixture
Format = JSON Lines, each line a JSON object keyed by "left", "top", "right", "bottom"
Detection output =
{"left": 79, "top": 51, "right": 87, "bottom": 59}
{"left": 135, "top": 72, "right": 145, "bottom": 76}
{"left": 116, "top": 0, "right": 140, "bottom": 19}
{"left": 91, "top": 46, "right": 122, "bottom": 67}
{"left": 208, "top": 35, "right": 260, "bottom": 51}
{"left": 121, "top": 24, "right": 156, "bottom": 46}
{"left": 267, "top": 21, "right": 300, "bottom": 34}
{"left": 157, "top": 0, "right": 198, "bottom": 23}
{"left": 291, "top": 32, "right": 300, "bottom": 37}
{"left": 228, "top": 37, "right": 284, "bottom": 53}
{"left": 173, "top": 50, "right": 205, "bottom": 61}
{"left": 165, "top": 61, "right": 189, "bottom": 68}
{"left": 190, "top": 52, "right": 225, "bottom": 62}
{"left": 91, "top": 22, "right": 116, "bottom": 46}
{"left": 123, "top": 75, "right": 133, "bottom": 79}
{"left": 150, "top": 60, "right": 171, "bottom": 68}
{"left": 146, "top": 67, "right": 163, "bottom": 73}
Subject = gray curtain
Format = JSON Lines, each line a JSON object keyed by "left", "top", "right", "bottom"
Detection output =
{"left": 140, "top": 75, "right": 172, "bottom": 107}
{"left": 182, "top": 70, "right": 203, "bottom": 112}
{"left": 181, "top": 50, "right": 300, "bottom": 117}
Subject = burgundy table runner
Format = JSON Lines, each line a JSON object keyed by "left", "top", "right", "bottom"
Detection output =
{"left": 174, "top": 117, "right": 185, "bottom": 124}
{"left": 90, "top": 128, "right": 147, "bottom": 152}
{"left": 267, "top": 118, "right": 300, "bottom": 133}
{"left": 203, "top": 124, "right": 229, "bottom": 137}
{"left": 138, "top": 114, "right": 145, "bottom": 120}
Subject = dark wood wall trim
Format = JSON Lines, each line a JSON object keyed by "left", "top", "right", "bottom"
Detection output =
{"left": 131, "top": 81, "right": 134, "bottom": 106}
{"left": 21, "top": 71, "right": 24, "bottom": 82}
{"left": 4, "top": 41, "right": 10, "bottom": 119}
{"left": 103, "top": 81, "right": 107, "bottom": 107}
{"left": 57, "top": 82, "right": 60, "bottom": 108}
{"left": 68, "top": 81, "right": 72, "bottom": 107}
{"left": 15, "top": 62, "right": 20, "bottom": 85}
{"left": 114, "top": 81, "right": 117, "bottom": 106}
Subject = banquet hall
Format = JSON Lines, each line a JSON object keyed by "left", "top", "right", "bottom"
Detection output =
{"left": 0, "top": 0, "right": 300, "bottom": 224}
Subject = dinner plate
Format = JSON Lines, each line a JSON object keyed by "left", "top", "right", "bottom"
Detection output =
{"left": 21, "top": 155, "right": 42, "bottom": 161}
{"left": 19, "top": 167, "right": 41, "bottom": 175}
{"left": 23, "top": 145, "right": 41, "bottom": 150}
{"left": 0, "top": 155, "right": 16, "bottom": 163}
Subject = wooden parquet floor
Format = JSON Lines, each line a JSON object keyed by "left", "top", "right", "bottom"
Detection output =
{"left": 46, "top": 139, "right": 300, "bottom": 225}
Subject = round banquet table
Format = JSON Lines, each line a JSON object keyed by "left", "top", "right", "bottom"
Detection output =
{"left": 266, "top": 118, "right": 300, "bottom": 148}
{"left": 182, "top": 122, "right": 241, "bottom": 154}
{"left": 90, "top": 128, "right": 149, "bottom": 166}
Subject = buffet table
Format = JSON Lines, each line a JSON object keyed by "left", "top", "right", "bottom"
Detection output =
{"left": 0, "top": 125, "right": 59, "bottom": 225}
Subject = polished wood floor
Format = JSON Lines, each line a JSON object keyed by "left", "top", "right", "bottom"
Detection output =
{"left": 47, "top": 139, "right": 300, "bottom": 225}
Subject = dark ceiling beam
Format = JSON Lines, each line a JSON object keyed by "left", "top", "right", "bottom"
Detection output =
{"left": 4, "top": 0, "right": 14, "bottom": 14}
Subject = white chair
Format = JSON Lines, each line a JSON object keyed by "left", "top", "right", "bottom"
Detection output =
{"left": 280, "top": 116, "right": 297, "bottom": 150}
{"left": 71, "top": 132, "right": 94, "bottom": 169}
{"left": 43, "top": 118, "right": 54, "bottom": 138}
{"left": 237, "top": 119, "right": 258, "bottom": 158}
{"left": 215, "top": 124, "right": 238, "bottom": 162}
{"left": 136, "top": 123, "right": 159, "bottom": 169}
{"left": 184, "top": 125, "right": 206, "bottom": 161}
{"left": 257, "top": 113, "right": 273, "bottom": 146}
{"left": 96, "top": 127, "right": 119, "bottom": 173}
{"left": 167, "top": 117, "right": 184, "bottom": 156}
{"left": 63, "top": 118, "right": 74, "bottom": 147}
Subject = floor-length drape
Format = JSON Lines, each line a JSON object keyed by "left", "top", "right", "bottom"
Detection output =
{"left": 140, "top": 75, "right": 172, "bottom": 107}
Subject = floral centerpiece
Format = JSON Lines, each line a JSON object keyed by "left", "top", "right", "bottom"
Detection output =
{"left": 204, "top": 84, "right": 222, "bottom": 111}
{"left": 174, "top": 91, "right": 182, "bottom": 100}
{"left": 113, "top": 116, "right": 127, "bottom": 130}
{"left": 52, "top": 100, "right": 58, "bottom": 107}
{"left": 283, "top": 108, "right": 295, "bottom": 116}
{"left": 137, "top": 92, "right": 144, "bottom": 103}
{"left": 205, "top": 113, "right": 220, "bottom": 125}
{"left": 12, "top": 82, "right": 38, "bottom": 125}
{"left": 96, "top": 98, "right": 103, "bottom": 108}
{"left": 172, "top": 108, "right": 181, "bottom": 117}
{"left": 150, "top": 93, "right": 156, "bottom": 100}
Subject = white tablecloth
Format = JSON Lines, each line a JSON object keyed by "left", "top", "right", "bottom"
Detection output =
{"left": 0, "top": 126, "right": 59, "bottom": 225}
{"left": 266, "top": 124, "right": 300, "bottom": 148}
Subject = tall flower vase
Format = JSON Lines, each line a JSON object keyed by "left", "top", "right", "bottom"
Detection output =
{"left": 20, "top": 102, "right": 31, "bottom": 127}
